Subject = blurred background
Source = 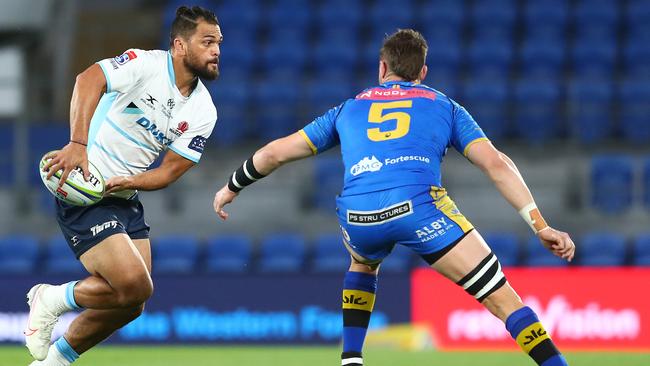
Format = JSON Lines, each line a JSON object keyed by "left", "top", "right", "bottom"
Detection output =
{"left": 1, "top": 0, "right": 650, "bottom": 357}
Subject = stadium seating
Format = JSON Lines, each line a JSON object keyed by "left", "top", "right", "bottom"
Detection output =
{"left": 623, "top": 36, "right": 650, "bottom": 77}
{"left": 311, "top": 233, "right": 349, "bottom": 273}
{"left": 312, "top": 155, "right": 344, "bottom": 211}
{"left": 28, "top": 125, "right": 69, "bottom": 185}
{"left": 207, "top": 73, "right": 251, "bottom": 145}
{"left": 632, "top": 234, "right": 650, "bottom": 266}
{"left": 568, "top": 78, "right": 614, "bottom": 144}
{"left": 254, "top": 75, "right": 301, "bottom": 141}
{"left": 0, "top": 124, "right": 13, "bottom": 186}
{"left": 523, "top": 236, "right": 568, "bottom": 267}
{"left": 571, "top": 36, "right": 617, "bottom": 78}
{"left": 523, "top": 0, "right": 570, "bottom": 36}
{"left": 205, "top": 234, "right": 253, "bottom": 273}
{"left": 590, "top": 155, "right": 634, "bottom": 213}
{"left": 153, "top": 235, "right": 200, "bottom": 274}
{"left": 470, "top": 0, "right": 516, "bottom": 33}
{"left": 619, "top": 79, "right": 650, "bottom": 144}
{"left": 311, "top": 29, "right": 360, "bottom": 76}
{"left": 644, "top": 158, "right": 650, "bottom": 209}
{"left": 512, "top": 78, "right": 562, "bottom": 143}
{"left": 315, "top": 0, "right": 362, "bottom": 30}
{"left": 367, "top": 0, "right": 415, "bottom": 42}
{"left": 304, "top": 75, "right": 354, "bottom": 119}
{"left": 519, "top": 36, "right": 567, "bottom": 78}
{"left": 419, "top": 0, "right": 465, "bottom": 35}
{"left": 461, "top": 77, "right": 510, "bottom": 141}
{"left": 214, "top": 0, "right": 261, "bottom": 34}
{"left": 258, "top": 233, "right": 306, "bottom": 273}
{"left": 467, "top": 36, "right": 514, "bottom": 77}
{"left": 266, "top": 0, "right": 312, "bottom": 29}
{"left": 44, "top": 236, "right": 86, "bottom": 275}
{"left": 577, "top": 232, "right": 627, "bottom": 266}
{"left": 483, "top": 232, "right": 520, "bottom": 266}
{"left": 0, "top": 235, "right": 39, "bottom": 274}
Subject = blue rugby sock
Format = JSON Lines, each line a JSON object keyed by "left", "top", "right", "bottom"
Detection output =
{"left": 506, "top": 306, "right": 568, "bottom": 366}
{"left": 341, "top": 271, "right": 377, "bottom": 366}
{"left": 53, "top": 336, "right": 80, "bottom": 365}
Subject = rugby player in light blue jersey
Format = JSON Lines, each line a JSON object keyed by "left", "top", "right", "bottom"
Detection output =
{"left": 26, "top": 6, "right": 221, "bottom": 366}
{"left": 214, "top": 30, "right": 575, "bottom": 366}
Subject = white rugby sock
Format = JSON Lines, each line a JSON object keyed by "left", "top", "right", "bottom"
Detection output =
{"left": 42, "top": 281, "right": 80, "bottom": 315}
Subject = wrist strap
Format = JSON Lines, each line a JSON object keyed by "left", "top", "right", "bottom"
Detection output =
{"left": 518, "top": 203, "right": 549, "bottom": 233}
{"left": 227, "top": 157, "right": 266, "bottom": 193}
{"left": 70, "top": 140, "right": 87, "bottom": 147}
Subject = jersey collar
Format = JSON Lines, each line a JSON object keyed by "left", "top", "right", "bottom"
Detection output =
{"left": 381, "top": 81, "right": 418, "bottom": 87}
{"left": 167, "top": 51, "right": 200, "bottom": 100}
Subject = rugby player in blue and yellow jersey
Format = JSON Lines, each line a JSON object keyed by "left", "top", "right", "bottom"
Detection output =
{"left": 213, "top": 29, "right": 575, "bottom": 366}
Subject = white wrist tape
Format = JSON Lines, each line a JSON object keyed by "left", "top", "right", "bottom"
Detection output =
{"left": 518, "top": 203, "right": 549, "bottom": 233}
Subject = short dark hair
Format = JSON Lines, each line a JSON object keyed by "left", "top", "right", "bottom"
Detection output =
{"left": 379, "top": 29, "right": 428, "bottom": 81}
{"left": 169, "top": 6, "right": 219, "bottom": 47}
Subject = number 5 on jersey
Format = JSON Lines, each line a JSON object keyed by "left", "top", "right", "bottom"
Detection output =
{"left": 367, "top": 100, "right": 413, "bottom": 141}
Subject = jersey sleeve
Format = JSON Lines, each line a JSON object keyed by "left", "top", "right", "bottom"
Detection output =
{"left": 96, "top": 49, "right": 151, "bottom": 94}
{"left": 299, "top": 103, "right": 342, "bottom": 154}
{"left": 168, "top": 110, "right": 217, "bottom": 163}
{"left": 450, "top": 100, "right": 489, "bottom": 157}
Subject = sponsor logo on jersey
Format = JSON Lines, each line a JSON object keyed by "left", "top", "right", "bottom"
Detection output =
{"left": 90, "top": 220, "right": 119, "bottom": 236}
{"left": 169, "top": 121, "right": 189, "bottom": 137}
{"left": 350, "top": 156, "right": 382, "bottom": 176}
{"left": 355, "top": 87, "right": 437, "bottom": 101}
{"left": 167, "top": 99, "right": 175, "bottom": 110}
{"left": 113, "top": 50, "right": 137, "bottom": 65}
{"left": 347, "top": 201, "right": 413, "bottom": 226}
{"left": 384, "top": 155, "right": 430, "bottom": 165}
{"left": 136, "top": 116, "right": 173, "bottom": 145}
{"left": 415, "top": 217, "right": 454, "bottom": 242}
{"left": 188, "top": 136, "right": 206, "bottom": 153}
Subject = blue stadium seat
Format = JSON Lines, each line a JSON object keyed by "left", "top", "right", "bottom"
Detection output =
{"left": 311, "top": 30, "right": 359, "bottom": 75}
{"left": 618, "top": 79, "right": 650, "bottom": 144}
{"left": 419, "top": 0, "right": 465, "bottom": 35}
{"left": 423, "top": 34, "right": 463, "bottom": 76}
{"left": 0, "top": 235, "right": 39, "bottom": 274}
{"left": 624, "top": 37, "right": 650, "bottom": 77}
{"left": 644, "top": 158, "right": 650, "bottom": 209}
{"left": 266, "top": 0, "right": 312, "bottom": 29}
{"left": 260, "top": 36, "right": 308, "bottom": 75}
{"left": 483, "top": 232, "right": 520, "bottom": 266}
{"left": 461, "top": 77, "right": 510, "bottom": 141}
{"left": 315, "top": 0, "right": 362, "bottom": 30}
{"left": 467, "top": 37, "right": 513, "bottom": 77}
{"left": 311, "top": 233, "right": 349, "bottom": 273}
{"left": 153, "top": 235, "right": 199, "bottom": 274}
{"left": 632, "top": 234, "right": 650, "bottom": 266}
{"left": 218, "top": 29, "right": 257, "bottom": 74}
{"left": 207, "top": 73, "right": 251, "bottom": 145}
{"left": 427, "top": 74, "right": 459, "bottom": 100}
{"left": 381, "top": 244, "right": 414, "bottom": 274}
{"left": 520, "top": 36, "right": 566, "bottom": 78}
{"left": 205, "top": 234, "right": 253, "bottom": 273}
{"left": 625, "top": 0, "right": 650, "bottom": 28}
{"left": 44, "top": 237, "right": 86, "bottom": 274}
{"left": 312, "top": 156, "right": 344, "bottom": 211}
{"left": 258, "top": 233, "right": 306, "bottom": 273}
{"left": 368, "top": 0, "right": 415, "bottom": 40}
{"left": 471, "top": 0, "right": 516, "bottom": 30}
{"left": 578, "top": 233, "right": 627, "bottom": 266}
{"left": 214, "top": 0, "right": 261, "bottom": 33}
{"left": 590, "top": 155, "right": 634, "bottom": 213}
{"left": 568, "top": 78, "right": 614, "bottom": 144}
{"left": 304, "top": 75, "right": 354, "bottom": 118}
{"left": 571, "top": 37, "right": 616, "bottom": 77}
{"left": 0, "top": 124, "right": 13, "bottom": 186}
{"left": 29, "top": 125, "right": 69, "bottom": 185}
{"left": 575, "top": 0, "right": 619, "bottom": 29}
{"left": 523, "top": 0, "right": 569, "bottom": 36}
{"left": 523, "top": 236, "right": 568, "bottom": 267}
{"left": 254, "top": 76, "right": 301, "bottom": 141}
{"left": 513, "top": 78, "right": 562, "bottom": 143}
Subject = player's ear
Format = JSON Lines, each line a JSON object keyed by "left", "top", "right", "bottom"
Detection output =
{"left": 172, "top": 37, "right": 187, "bottom": 55}
{"left": 379, "top": 60, "right": 388, "bottom": 82}
{"left": 419, "top": 65, "right": 428, "bottom": 82}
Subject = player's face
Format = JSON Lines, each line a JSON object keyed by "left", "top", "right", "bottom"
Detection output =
{"left": 185, "top": 21, "right": 222, "bottom": 80}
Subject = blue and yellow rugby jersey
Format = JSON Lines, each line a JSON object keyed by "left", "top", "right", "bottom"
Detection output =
{"left": 300, "top": 81, "right": 488, "bottom": 196}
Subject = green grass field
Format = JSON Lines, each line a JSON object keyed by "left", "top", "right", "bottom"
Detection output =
{"left": 1, "top": 346, "right": 649, "bottom": 366}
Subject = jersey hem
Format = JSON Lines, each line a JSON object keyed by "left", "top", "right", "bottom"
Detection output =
{"left": 169, "top": 145, "right": 199, "bottom": 163}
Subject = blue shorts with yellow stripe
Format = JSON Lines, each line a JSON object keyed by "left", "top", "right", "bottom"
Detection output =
{"left": 336, "top": 185, "right": 473, "bottom": 265}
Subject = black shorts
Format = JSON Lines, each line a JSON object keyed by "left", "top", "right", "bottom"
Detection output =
{"left": 55, "top": 195, "right": 150, "bottom": 259}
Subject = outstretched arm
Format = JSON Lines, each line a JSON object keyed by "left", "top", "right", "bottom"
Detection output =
{"left": 213, "top": 132, "right": 314, "bottom": 220}
{"left": 466, "top": 140, "right": 575, "bottom": 261}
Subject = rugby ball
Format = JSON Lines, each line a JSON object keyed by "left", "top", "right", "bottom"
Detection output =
{"left": 39, "top": 151, "right": 105, "bottom": 206}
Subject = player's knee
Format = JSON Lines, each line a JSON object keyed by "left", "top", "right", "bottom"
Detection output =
{"left": 115, "top": 272, "right": 153, "bottom": 307}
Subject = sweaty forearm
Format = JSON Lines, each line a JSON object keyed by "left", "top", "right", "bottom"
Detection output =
{"left": 129, "top": 168, "right": 179, "bottom": 191}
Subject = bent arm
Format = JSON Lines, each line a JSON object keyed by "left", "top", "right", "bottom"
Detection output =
{"left": 251, "top": 132, "right": 316, "bottom": 175}
{"left": 130, "top": 150, "right": 195, "bottom": 191}
{"left": 70, "top": 64, "right": 107, "bottom": 144}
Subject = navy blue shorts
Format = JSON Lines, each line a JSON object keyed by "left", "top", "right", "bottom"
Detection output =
{"left": 336, "top": 185, "right": 474, "bottom": 264}
{"left": 55, "top": 195, "right": 150, "bottom": 259}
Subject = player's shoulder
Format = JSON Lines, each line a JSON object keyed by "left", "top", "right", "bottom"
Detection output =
{"left": 191, "top": 80, "right": 218, "bottom": 123}
{"left": 416, "top": 83, "right": 454, "bottom": 104}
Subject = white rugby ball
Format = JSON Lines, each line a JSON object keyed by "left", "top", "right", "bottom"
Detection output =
{"left": 39, "top": 151, "right": 105, "bottom": 206}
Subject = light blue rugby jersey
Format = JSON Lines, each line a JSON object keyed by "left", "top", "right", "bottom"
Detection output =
{"left": 300, "top": 81, "right": 488, "bottom": 196}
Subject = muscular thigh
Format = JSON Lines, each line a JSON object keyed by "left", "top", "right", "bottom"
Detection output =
{"left": 431, "top": 230, "right": 492, "bottom": 281}
{"left": 79, "top": 233, "right": 151, "bottom": 286}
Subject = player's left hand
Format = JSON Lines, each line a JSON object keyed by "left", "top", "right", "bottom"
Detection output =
{"left": 213, "top": 185, "right": 238, "bottom": 221}
{"left": 537, "top": 227, "right": 576, "bottom": 262}
{"left": 105, "top": 176, "right": 135, "bottom": 195}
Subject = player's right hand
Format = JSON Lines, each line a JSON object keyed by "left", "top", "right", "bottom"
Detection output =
{"left": 42, "top": 142, "right": 90, "bottom": 187}
{"left": 213, "top": 184, "right": 238, "bottom": 221}
{"left": 537, "top": 227, "right": 576, "bottom": 262}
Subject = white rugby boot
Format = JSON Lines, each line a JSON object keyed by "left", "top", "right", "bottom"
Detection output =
{"left": 24, "top": 284, "right": 60, "bottom": 360}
